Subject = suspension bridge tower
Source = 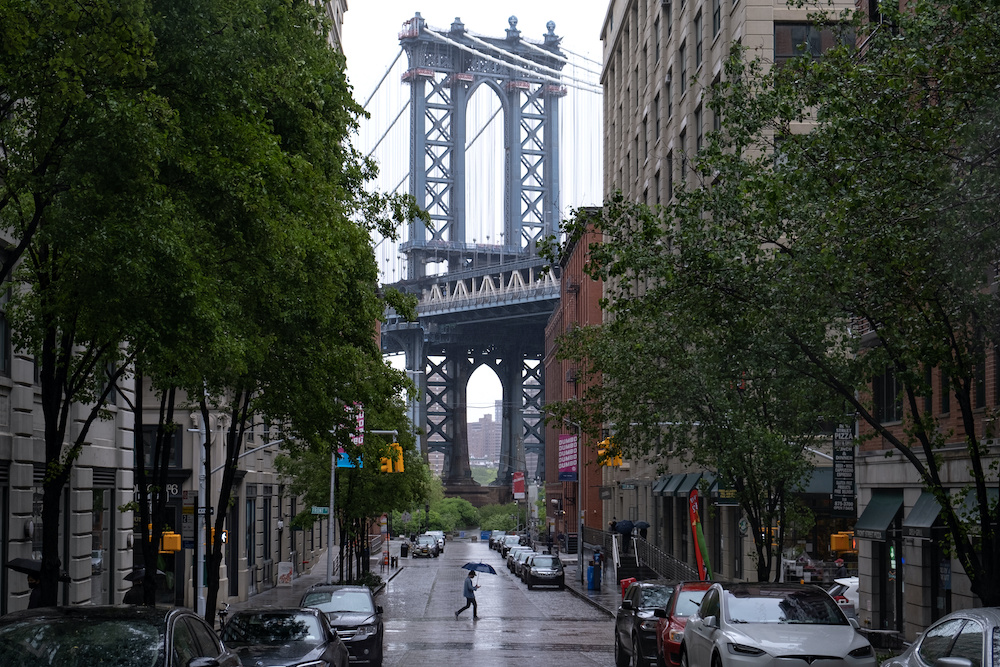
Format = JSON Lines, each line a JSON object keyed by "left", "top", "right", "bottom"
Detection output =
{"left": 381, "top": 13, "right": 567, "bottom": 504}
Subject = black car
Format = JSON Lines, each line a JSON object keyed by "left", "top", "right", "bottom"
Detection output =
{"left": 0, "top": 604, "right": 241, "bottom": 667}
{"left": 220, "top": 607, "right": 349, "bottom": 667}
{"left": 301, "top": 584, "right": 384, "bottom": 667}
{"left": 615, "top": 580, "right": 675, "bottom": 667}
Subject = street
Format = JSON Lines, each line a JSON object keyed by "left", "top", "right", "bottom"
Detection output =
{"left": 380, "top": 539, "right": 616, "bottom": 666}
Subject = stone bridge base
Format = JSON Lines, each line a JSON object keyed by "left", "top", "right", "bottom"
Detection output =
{"left": 443, "top": 482, "right": 510, "bottom": 508}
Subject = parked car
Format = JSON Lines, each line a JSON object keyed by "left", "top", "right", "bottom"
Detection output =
{"left": 506, "top": 546, "right": 533, "bottom": 572}
{"left": 524, "top": 553, "right": 565, "bottom": 590}
{"left": 411, "top": 534, "right": 440, "bottom": 558}
{"left": 499, "top": 534, "right": 523, "bottom": 557}
{"left": 881, "top": 607, "right": 1000, "bottom": 667}
{"left": 0, "top": 605, "right": 241, "bottom": 667}
{"left": 300, "top": 584, "right": 385, "bottom": 667}
{"left": 616, "top": 580, "right": 676, "bottom": 667}
{"left": 827, "top": 576, "right": 859, "bottom": 619}
{"left": 489, "top": 530, "right": 507, "bottom": 550}
{"left": 681, "top": 582, "right": 875, "bottom": 667}
{"left": 654, "top": 581, "right": 712, "bottom": 667}
{"left": 221, "top": 607, "right": 349, "bottom": 667}
{"left": 91, "top": 548, "right": 104, "bottom": 574}
{"left": 424, "top": 530, "right": 446, "bottom": 552}
{"left": 512, "top": 549, "right": 537, "bottom": 579}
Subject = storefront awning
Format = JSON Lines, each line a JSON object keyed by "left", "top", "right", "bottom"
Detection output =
{"left": 652, "top": 476, "right": 673, "bottom": 496}
{"left": 854, "top": 489, "right": 903, "bottom": 540}
{"left": 903, "top": 491, "right": 941, "bottom": 539}
{"left": 674, "top": 472, "right": 703, "bottom": 497}
{"left": 801, "top": 467, "right": 833, "bottom": 495}
{"left": 661, "top": 474, "right": 685, "bottom": 497}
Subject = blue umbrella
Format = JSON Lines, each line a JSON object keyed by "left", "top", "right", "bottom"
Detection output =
{"left": 461, "top": 562, "right": 497, "bottom": 575}
{"left": 615, "top": 519, "right": 635, "bottom": 535}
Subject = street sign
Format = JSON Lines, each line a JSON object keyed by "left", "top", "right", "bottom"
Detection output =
{"left": 311, "top": 506, "right": 330, "bottom": 515}
{"left": 196, "top": 507, "right": 213, "bottom": 516}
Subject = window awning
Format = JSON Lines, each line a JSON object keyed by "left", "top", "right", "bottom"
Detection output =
{"left": 661, "top": 474, "right": 685, "bottom": 497}
{"left": 800, "top": 467, "right": 833, "bottom": 495}
{"left": 652, "top": 476, "right": 673, "bottom": 496}
{"left": 854, "top": 489, "right": 903, "bottom": 540}
{"left": 674, "top": 472, "right": 703, "bottom": 497}
{"left": 903, "top": 491, "right": 941, "bottom": 539}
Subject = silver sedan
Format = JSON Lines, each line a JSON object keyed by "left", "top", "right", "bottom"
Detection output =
{"left": 881, "top": 607, "right": 1000, "bottom": 667}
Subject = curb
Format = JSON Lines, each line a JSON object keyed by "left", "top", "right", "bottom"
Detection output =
{"left": 564, "top": 581, "right": 616, "bottom": 618}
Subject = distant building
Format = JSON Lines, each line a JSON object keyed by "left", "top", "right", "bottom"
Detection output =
{"left": 324, "top": 0, "right": 348, "bottom": 51}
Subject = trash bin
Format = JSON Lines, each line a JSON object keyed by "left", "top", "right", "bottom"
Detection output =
{"left": 587, "top": 564, "right": 602, "bottom": 590}
{"left": 400, "top": 541, "right": 409, "bottom": 558}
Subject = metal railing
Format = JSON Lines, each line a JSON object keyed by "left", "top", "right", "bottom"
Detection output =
{"left": 581, "top": 526, "right": 699, "bottom": 582}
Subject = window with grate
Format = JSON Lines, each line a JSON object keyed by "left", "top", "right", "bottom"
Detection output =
{"left": 873, "top": 367, "right": 903, "bottom": 423}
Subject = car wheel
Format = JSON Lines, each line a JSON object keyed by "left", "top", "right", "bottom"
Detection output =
{"left": 615, "top": 635, "right": 631, "bottom": 667}
{"left": 634, "top": 634, "right": 645, "bottom": 667}
{"left": 679, "top": 648, "right": 689, "bottom": 667}
{"left": 526, "top": 575, "right": 533, "bottom": 590}
{"left": 558, "top": 577, "right": 565, "bottom": 590}
{"left": 712, "top": 653, "right": 723, "bottom": 667}
{"left": 656, "top": 648, "right": 668, "bottom": 667}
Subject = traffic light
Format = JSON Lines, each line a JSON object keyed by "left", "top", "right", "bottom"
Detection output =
{"left": 379, "top": 455, "right": 393, "bottom": 473}
{"left": 391, "top": 443, "right": 404, "bottom": 473}
{"left": 597, "top": 438, "right": 623, "bottom": 467}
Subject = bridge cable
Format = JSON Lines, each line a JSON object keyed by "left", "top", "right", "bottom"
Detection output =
{"left": 423, "top": 28, "right": 603, "bottom": 95}
{"left": 461, "top": 31, "right": 601, "bottom": 91}
{"left": 361, "top": 47, "right": 404, "bottom": 111}
{"left": 365, "top": 98, "right": 410, "bottom": 159}
{"left": 513, "top": 35, "right": 604, "bottom": 77}
{"left": 466, "top": 104, "right": 503, "bottom": 151}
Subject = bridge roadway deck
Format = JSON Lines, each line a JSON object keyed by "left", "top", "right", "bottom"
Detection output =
{"left": 228, "top": 536, "right": 625, "bottom": 666}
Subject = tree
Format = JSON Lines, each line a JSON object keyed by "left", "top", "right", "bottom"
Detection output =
{"left": 557, "top": 0, "right": 1000, "bottom": 601}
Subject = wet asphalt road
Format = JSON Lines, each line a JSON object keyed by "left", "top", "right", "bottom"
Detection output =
{"left": 380, "top": 540, "right": 616, "bottom": 666}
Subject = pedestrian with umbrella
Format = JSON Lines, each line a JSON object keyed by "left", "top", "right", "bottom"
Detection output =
{"left": 456, "top": 562, "right": 496, "bottom": 620}
{"left": 5, "top": 558, "right": 43, "bottom": 608}
{"left": 635, "top": 520, "right": 650, "bottom": 540}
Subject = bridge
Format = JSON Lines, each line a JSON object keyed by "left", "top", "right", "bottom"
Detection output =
{"left": 370, "top": 13, "right": 601, "bottom": 504}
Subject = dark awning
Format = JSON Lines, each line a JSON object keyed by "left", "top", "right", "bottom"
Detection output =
{"left": 800, "top": 467, "right": 833, "bottom": 495}
{"left": 652, "top": 476, "right": 673, "bottom": 496}
{"left": 674, "top": 472, "right": 703, "bottom": 497}
{"left": 854, "top": 489, "right": 903, "bottom": 540}
{"left": 903, "top": 491, "right": 941, "bottom": 539}
{"left": 661, "top": 474, "right": 685, "bottom": 497}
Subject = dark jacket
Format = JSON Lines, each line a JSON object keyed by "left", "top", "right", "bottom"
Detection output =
{"left": 463, "top": 577, "right": 477, "bottom": 599}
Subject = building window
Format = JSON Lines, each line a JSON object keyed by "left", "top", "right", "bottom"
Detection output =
{"left": 141, "top": 425, "right": 183, "bottom": 469}
{"left": 924, "top": 366, "right": 933, "bottom": 414}
{"left": 695, "top": 105, "right": 704, "bottom": 153}
{"left": 0, "top": 285, "right": 10, "bottom": 376}
{"left": 245, "top": 498, "right": 256, "bottom": 567}
{"left": 655, "top": 15, "right": 661, "bottom": 59}
{"left": 665, "top": 0, "right": 672, "bottom": 37}
{"left": 643, "top": 117, "right": 648, "bottom": 156}
{"left": 714, "top": 108, "right": 721, "bottom": 133}
{"left": 679, "top": 41, "right": 687, "bottom": 94}
{"left": 774, "top": 23, "right": 855, "bottom": 67}
{"left": 873, "top": 367, "right": 903, "bottom": 423}
{"left": 940, "top": 370, "right": 950, "bottom": 413}
{"left": 655, "top": 171, "right": 661, "bottom": 205}
{"left": 634, "top": 65, "right": 639, "bottom": 109}
{"left": 263, "top": 496, "right": 272, "bottom": 561}
{"left": 679, "top": 129, "right": 688, "bottom": 179}
{"left": 695, "top": 11, "right": 703, "bottom": 67}
{"left": 667, "top": 151, "right": 674, "bottom": 200}
{"left": 713, "top": 0, "right": 722, "bottom": 37}
{"left": 654, "top": 93, "right": 661, "bottom": 139}
{"left": 667, "top": 68, "right": 673, "bottom": 117}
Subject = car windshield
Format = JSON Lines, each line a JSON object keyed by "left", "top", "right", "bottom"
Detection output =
{"left": 416, "top": 536, "right": 435, "bottom": 545}
{"left": 0, "top": 616, "right": 162, "bottom": 666}
{"left": 532, "top": 556, "right": 559, "bottom": 568}
{"left": 302, "top": 589, "right": 374, "bottom": 614}
{"left": 724, "top": 587, "right": 848, "bottom": 625}
{"left": 641, "top": 587, "right": 674, "bottom": 608}
{"left": 223, "top": 612, "right": 324, "bottom": 646}
{"left": 674, "top": 590, "right": 708, "bottom": 617}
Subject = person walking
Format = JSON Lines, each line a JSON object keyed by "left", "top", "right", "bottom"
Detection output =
{"left": 455, "top": 570, "right": 480, "bottom": 620}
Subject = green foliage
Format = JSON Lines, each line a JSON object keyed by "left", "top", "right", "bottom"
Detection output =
{"left": 436, "top": 497, "right": 480, "bottom": 530}
{"left": 349, "top": 571, "right": 384, "bottom": 594}
{"left": 470, "top": 467, "right": 498, "bottom": 486}
{"left": 478, "top": 503, "right": 526, "bottom": 532}
{"left": 556, "top": 0, "right": 1000, "bottom": 597}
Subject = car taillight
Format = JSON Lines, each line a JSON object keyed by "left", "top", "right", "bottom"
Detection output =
{"left": 834, "top": 595, "right": 849, "bottom": 604}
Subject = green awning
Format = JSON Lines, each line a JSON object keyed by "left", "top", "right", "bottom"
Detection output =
{"left": 674, "top": 472, "right": 703, "bottom": 497}
{"left": 652, "top": 476, "right": 673, "bottom": 496}
{"left": 801, "top": 467, "right": 833, "bottom": 495}
{"left": 854, "top": 490, "right": 903, "bottom": 540}
{"left": 903, "top": 491, "right": 941, "bottom": 539}
{"left": 661, "top": 474, "right": 685, "bottom": 497}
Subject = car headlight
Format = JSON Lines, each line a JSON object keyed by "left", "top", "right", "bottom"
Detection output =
{"left": 728, "top": 643, "right": 766, "bottom": 656}
{"left": 849, "top": 646, "right": 874, "bottom": 659}
{"left": 668, "top": 628, "right": 684, "bottom": 643}
{"left": 297, "top": 661, "right": 326, "bottom": 667}
{"left": 640, "top": 619, "right": 658, "bottom": 632}
{"left": 353, "top": 624, "right": 378, "bottom": 639}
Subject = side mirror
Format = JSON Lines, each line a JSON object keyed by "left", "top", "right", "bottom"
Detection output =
{"left": 654, "top": 608, "right": 667, "bottom": 619}
{"left": 848, "top": 618, "right": 859, "bottom": 629}
{"left": 935, "top": 658, "right": 974, "bottom": 667}
{"left": 704, "top": 615, "right": 718, "bottom": 629}
{"left": 376, "top": 605, "right": 384, "bottom": 615}
{"left": 622, "top": 599, "right": 635, "bottom": 611}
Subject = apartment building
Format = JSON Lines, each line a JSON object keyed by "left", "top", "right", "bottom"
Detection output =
{"left": 597, "top": 0, "right": 854, "bottom": 581}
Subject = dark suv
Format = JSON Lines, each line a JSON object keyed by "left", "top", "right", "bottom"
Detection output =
{"left": 300, "top": 584, "right": 384, "bottom": 667}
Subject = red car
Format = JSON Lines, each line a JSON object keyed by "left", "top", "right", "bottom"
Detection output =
{"left": 654, "top": 581, "right": 712, "bottom": 667}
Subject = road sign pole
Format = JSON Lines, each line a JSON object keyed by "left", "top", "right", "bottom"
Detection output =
{"left": 327, "top": 447, "right": 336, "bottom": 585}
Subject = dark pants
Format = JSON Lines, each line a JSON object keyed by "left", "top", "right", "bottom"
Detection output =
{"left": 456, "top": 596, "right": 478, "bottom": 617}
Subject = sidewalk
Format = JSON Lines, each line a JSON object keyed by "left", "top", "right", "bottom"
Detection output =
{"left": 558, "top": 551, "right": 624, "bottom": 617}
